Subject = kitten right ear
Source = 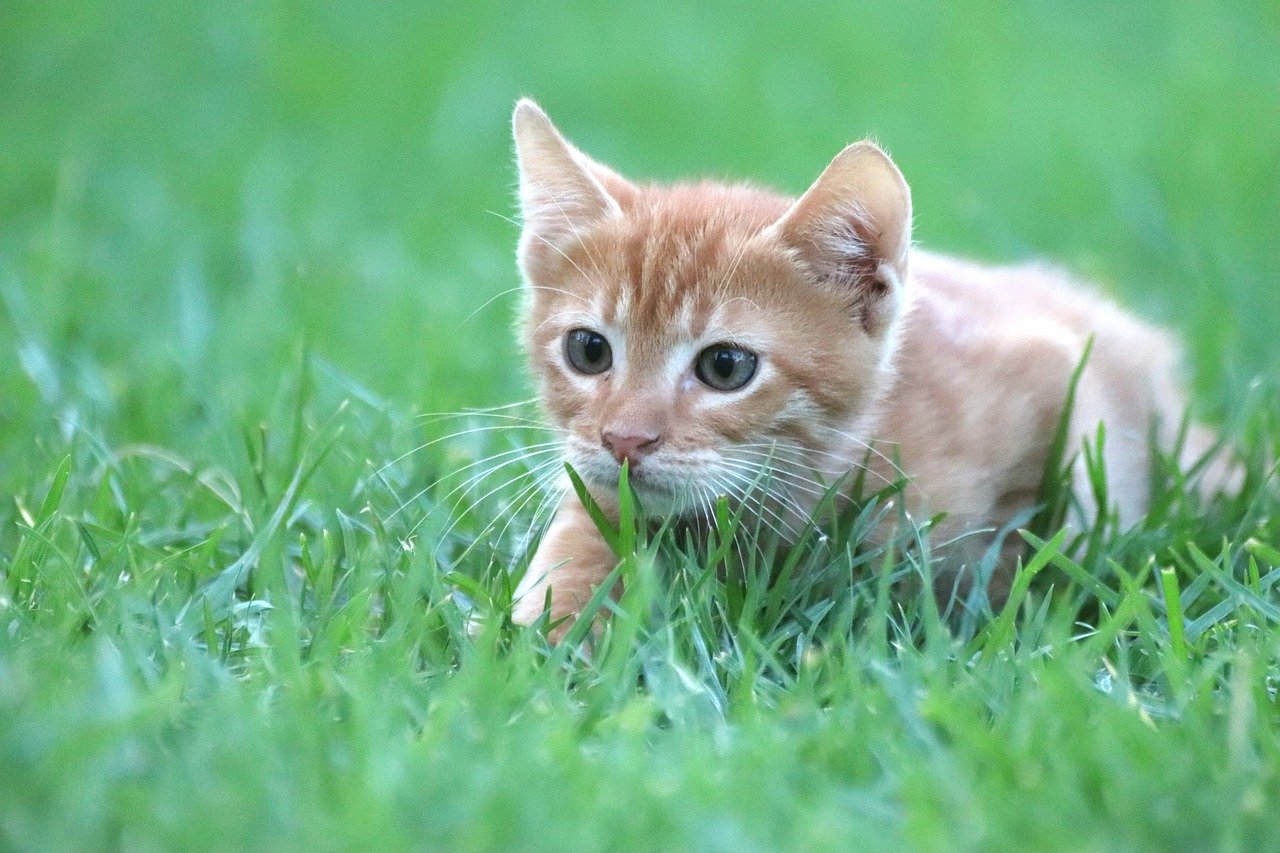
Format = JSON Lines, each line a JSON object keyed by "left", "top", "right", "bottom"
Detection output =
{"left": 769, "top": 141, "right": 912, "bottom": 329}
{"left": 512, "top": 100, "right": 630, "bottom": 246}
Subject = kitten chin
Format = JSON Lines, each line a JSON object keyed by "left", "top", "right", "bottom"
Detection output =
{"left": 505, "top": 98, "right": 1237, "bottom": 641}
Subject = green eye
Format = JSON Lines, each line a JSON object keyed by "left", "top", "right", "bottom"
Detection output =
{"left": 695, "top": 344, "right": 758, "bottom": 391}
{"left": 564, "top": 328, "right": 612, "bottom": 375}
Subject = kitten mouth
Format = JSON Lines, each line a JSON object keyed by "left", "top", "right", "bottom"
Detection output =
{"left": 594, "top": 465, "right": 673, "bottom": 495}
{"left": 630, "top": 469, "right": 673, "bottom": 492}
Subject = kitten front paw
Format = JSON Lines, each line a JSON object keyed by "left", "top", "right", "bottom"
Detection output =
{"left": 511, "top": 589, "right": 595, "bottom": 645}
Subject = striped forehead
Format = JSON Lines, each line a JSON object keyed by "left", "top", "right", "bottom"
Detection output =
{"left": 606, "top": 284, "right": 707, "bottom": 349}
{"left": 600, "top": 223, "right": 735, "bottom": 349}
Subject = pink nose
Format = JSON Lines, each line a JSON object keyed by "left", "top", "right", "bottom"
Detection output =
{"left": 601, "top": 430, "right": 663, "bottom": 467}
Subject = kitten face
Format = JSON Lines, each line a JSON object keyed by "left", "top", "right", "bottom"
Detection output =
{"left": 512, "top": 101, "right": 912, "bottom": 520}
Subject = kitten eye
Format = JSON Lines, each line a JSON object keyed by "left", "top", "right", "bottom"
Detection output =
{"left": 564, "top": 328, "right": 613, "bottom": 375}
{"left": 695, "top": 344, "right": 758, "bottom": 392}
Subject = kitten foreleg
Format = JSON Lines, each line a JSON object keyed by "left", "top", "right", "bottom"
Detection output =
{"left": 511, "top": 492, "right": 618, "bottom": 642}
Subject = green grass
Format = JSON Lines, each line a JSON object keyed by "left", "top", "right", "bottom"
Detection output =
{"left": 3, "top": 1, "right": 1280, "bottom": 849}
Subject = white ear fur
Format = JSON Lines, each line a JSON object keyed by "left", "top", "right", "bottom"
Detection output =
{"left": 512, "top": 99, "right": 625, "bottom": 246}
{"left": 770, "top": 141, "right": 912, "bottom": 312}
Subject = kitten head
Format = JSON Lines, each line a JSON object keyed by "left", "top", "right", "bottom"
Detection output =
{"left": 512, "top": 99, "right": 911, "bottom": 519}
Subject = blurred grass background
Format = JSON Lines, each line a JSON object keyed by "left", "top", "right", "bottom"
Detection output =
{"left": 2, "top": 1, "right": 1280, "bottom": 848}
{"left": 4, "top": 0, "right": 1278, "bottom": 446}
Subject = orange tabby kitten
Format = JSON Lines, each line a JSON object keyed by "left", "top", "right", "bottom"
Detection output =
{"left": 507, "top": 98, "right": 1228, "bottom": 638}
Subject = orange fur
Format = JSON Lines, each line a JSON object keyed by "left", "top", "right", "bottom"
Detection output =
{"left": 507, "top": 99, "right": 1230, "bottom": 639}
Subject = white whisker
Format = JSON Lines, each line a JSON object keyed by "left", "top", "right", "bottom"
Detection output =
{"left": 805, "top": 424, "right": 908, "bottom": 481}
{"left": 733, "top": 439, "right": 898, "bottom": 492}
{"left": 370, "top": 421, "right": 561, "bottom": 483}
{"left": 390, "top": 444, "right": 563, "bottom": 522}
{"left": 487, "top": 208, "right": 605, "bottom": 299}
{"left": 722, "top": 449, "right": 832, "bottom": 499}
{"left": 422, "top": 455, "right": 566, "bottom": 544}
{"left": 710, "top": 468, "right": 801, "bottom": 541}
{"left": 717, "top": 460, "right": 818, "bottom": 530}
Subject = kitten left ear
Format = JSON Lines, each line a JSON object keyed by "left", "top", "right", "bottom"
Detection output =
{"left": 512, "top": 99, "right": 635, "bottom": 248}
{"left": 769, "top": 141, "right": 912, "bottom": 328}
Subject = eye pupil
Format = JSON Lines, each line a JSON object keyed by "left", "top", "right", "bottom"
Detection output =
{"left": 713, "top": 350, "right": 736, "bottom": 378}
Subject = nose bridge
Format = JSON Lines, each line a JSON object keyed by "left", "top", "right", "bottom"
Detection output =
{"left": 600, "top": 383, "right": 667, "bottom": 466}
{"left": 601, "top": 370, "right": 670, "bottom": 438}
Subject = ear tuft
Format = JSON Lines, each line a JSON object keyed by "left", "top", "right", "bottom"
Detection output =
{"left": 512, "top": 100, "right": 628, "bottom": 248}
{"left": 770, "top": 141, "right": 912, "bottom": 329}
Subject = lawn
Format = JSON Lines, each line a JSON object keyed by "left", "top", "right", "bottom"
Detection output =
{"left": 2, "top": 1, "right": 1279, "bottom": 849}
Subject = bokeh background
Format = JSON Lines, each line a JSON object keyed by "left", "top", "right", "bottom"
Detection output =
{"left": 4, "top": 0, "right": 1278, "bottom": 462}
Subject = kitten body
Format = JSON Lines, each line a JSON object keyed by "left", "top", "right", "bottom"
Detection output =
{"left": 506, "top": 100, "right": 1224, "bottom": 636}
